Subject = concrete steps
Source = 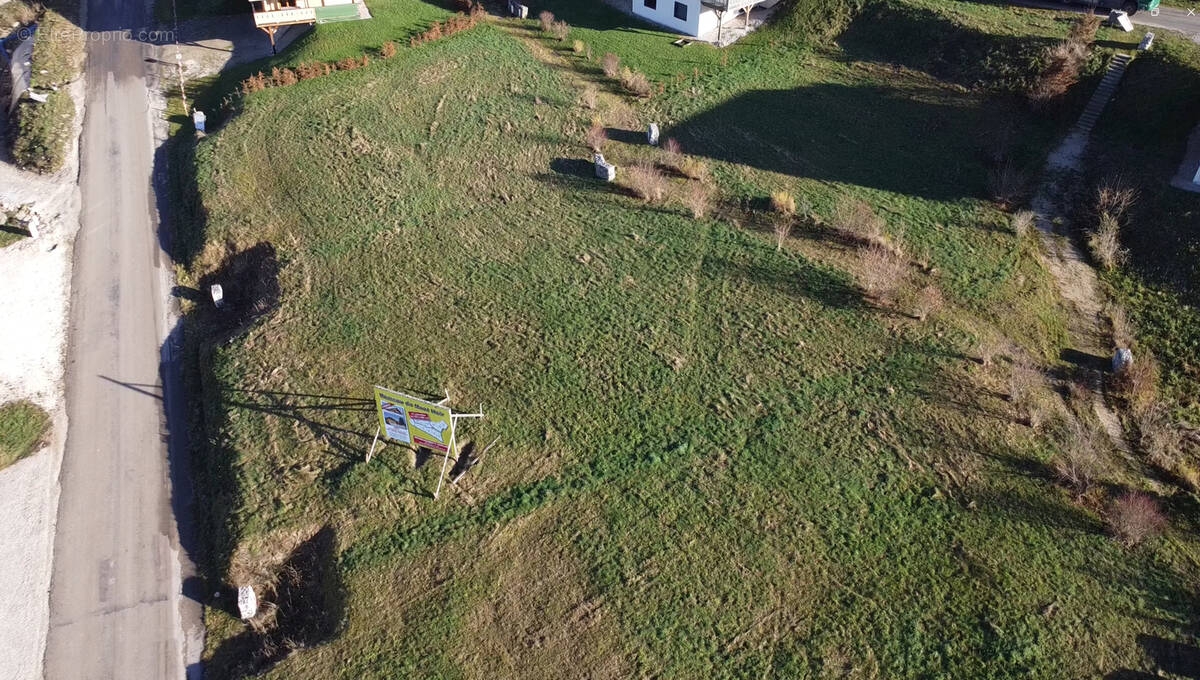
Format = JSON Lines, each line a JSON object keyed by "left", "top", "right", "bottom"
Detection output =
{"left": 1072, "top": 53, "right": 1131, "bottom": 137}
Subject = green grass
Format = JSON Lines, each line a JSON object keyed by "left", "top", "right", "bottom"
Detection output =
{"left": 0, "top": 400, "right": 50, "bottom": 470}
{"left": 12, "top": 91, "right": 77, "bottom": 174}
{"left": 1084, "top": 33, "right": 1200, "bottom": 415}
{"left": 176, "top": 2, "right": 1200, "bottom": 678}
{"left": 29, "top": 0, "right": 84, "bottom": 91}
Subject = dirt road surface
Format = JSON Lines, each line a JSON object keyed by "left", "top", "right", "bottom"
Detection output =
{"left": 43, "top": 0, "right": 202, "bottom": 676}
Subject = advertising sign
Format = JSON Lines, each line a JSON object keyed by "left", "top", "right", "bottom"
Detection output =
{"left": 373, "top": 386, "right": 453, "bottom": 453}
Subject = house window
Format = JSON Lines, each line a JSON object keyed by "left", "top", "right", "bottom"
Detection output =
{"left": 643, "top": 0, "right": 656, "bottom": 9}
{"left": 673, "top": 1, "right": 687, "bottom": 20}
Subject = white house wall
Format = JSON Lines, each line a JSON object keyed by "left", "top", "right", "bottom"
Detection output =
{"left": 630, "top": 0, "right": 717, "bottom": 36}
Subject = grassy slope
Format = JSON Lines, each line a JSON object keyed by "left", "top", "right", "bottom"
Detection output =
{"left": 1085, "top": 32, "right": 1200, "bottom": 416}
{"left": 181, "top": 3, "right": 1200, "bottom": 678}
{"left": 0, "top": 400, "right": 50, "bottom": 469}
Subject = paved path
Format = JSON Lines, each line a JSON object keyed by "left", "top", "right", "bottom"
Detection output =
{"left": 43, "top": 0, "right": 202, "bottom": 675}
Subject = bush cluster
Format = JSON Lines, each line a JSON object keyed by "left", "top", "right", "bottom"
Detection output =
{"left": 1028, "top": 14, "right": 1100, "bottom": 104}
{"left": 241, "top": 8, "right": 483, "bottom": 95}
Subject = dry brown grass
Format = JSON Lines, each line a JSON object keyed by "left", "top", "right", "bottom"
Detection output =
{"left": 773, "top": 218, "right": 792, "bottom": 251}
{"left": 585, "top": 123, "right": 607, "bottom": 152}
{"left": 601, "top": 52, "right": 620, "bottom": 78}
{"left": 832, "top": 198, "right": 887, "bottom": 247}
{"left": 538, "top": 10, "right": 555, "bottom": 32}
{"left": 1107, "top": 491, "right": 1167, "bottom": 547}
{"left": 1106, "top": 303, "right": 1135, "bottom": 348}
{"left": 770, "top": 190, "right": 796, "bottom": 217}
{"left": 912, "top": 285, "right": 944, "bottom": 321}
{"left": 684, "top": 182, "right": 712, "bottom": 220}
{"left": 1011, "top": 210, "right": 1036, "bottom": 238}
{"left": 976, "top": 337, "right": 1004, "bottom": 367}
{"left": 858, "top": 244, "right": 907, "bottom": 303}
{"left": 678, "top": 157, "right": 709, "bottom": 183}
{"left": 1117, "top": 351, "right": 1158, "bottom": 415}
{"left": 1088, "top": 212, "right": 1125, "bottom": 271}
{"left": 1029, "top": 39, "right": 1089, "bottom": 104}
{"left": 1053, "top": 418, "right": 1105, "bottom": 494}
{"left": 1008, "top": 361, "right": 1044, "bottom": 427}
{"left": 987, "top": 160, "right": 1029, "bottom": 207}
{"left": 620, "top": 67, "right": 652, "bottom": 97}
{"left": 579, "top": 86, "right": 598, "bottom": 110}
{"left": 550, "top": 20, "right": 570, "bottom": 41}
{"left": 626, "top": 162, "right": 666, "bottom": 202}
{"left": 1096, "top": 176, "right": 1139, "bottom": 220}
{"left": 380, "top": 40, "right": 397, "bottom": 58}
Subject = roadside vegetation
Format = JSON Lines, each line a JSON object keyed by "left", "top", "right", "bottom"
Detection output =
{"left": 1077, "top": 31, "right": 1200, "bottom": 497}
{"left": 170, "top": 0, "right": 1200, "bottom": 676}
{"left": 7, "top": 0, "right": 85, "bottom": 173}
{"left": 0, "top": 400, "right": 50, "bottom": 470}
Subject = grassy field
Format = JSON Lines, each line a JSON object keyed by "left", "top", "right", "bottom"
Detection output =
{"left": 1084, "top": 32, "right": 1200, "bottom": 417}
{"left": 0, "top": 400, "right": 50, "bottom": 470}
{"left": 175, "top": 1, "right": 1200, "bottom": 677}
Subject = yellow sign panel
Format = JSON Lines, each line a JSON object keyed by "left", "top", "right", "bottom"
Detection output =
{"left": 373, "top": 386, "right": 453, "bottom": 453}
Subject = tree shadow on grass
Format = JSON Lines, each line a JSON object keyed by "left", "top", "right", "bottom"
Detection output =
{"left": 835, "top": 1, "right": 1056, "bottom": 92}
{"left": 206, "top": 525, "right": 347, "bottom": 680}
{"left": 698, "top": 250, "right": 864, "bottom": 311}
{"left": 669, "top": 83, "right": 994, "bottom": 201}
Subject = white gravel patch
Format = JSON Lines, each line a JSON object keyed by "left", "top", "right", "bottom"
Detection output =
{"left": 0, "top": 76, "right": 84, "bottom": 680}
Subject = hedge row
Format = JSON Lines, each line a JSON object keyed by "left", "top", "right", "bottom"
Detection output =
{"left": 240, "top": 6, "right": 485, "bottom": 95}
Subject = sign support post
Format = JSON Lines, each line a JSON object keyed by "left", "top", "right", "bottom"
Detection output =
{"left": 370, "top": 386, "right": 485, "bottom": 499}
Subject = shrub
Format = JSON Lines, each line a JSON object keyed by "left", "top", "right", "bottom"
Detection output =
{"left": 1029, "top": 40, "right": 1088, "bottom": 104}
{"left": 833, "top": 198, "right": 887, "bottom": 247}
{"left": 1088, "top": 212, "right": 1125, "bottom": 271}
{"left": 579, "top": 86, "right": 598, "bottom": 110}
{"left": 627, "top": 162, "right": 666, "bottom": 202}
{"left": 550, "top": 20, "right": 570, "bottom": 41}
{"left": 381, "top": 40, "right": 397, "bottom": 58}
{"left": 1011, "top": 210, "right": 1036, "bottom": 238}
{"left": 684, "top": 182, "right": 712, "bottom": 220}
{"left": 976, "top": 337, "right": 1003, "bottom": 366}
{"left": 859, "top": 244, "right": 907, "bottom": 302}
{"left": 12, "top": 91, "right": 75, "bottom": 174}
{"left": 1137, "top": 405, "right": 1183, "bottom": 472}
{"left": 621, "top": 68, "right": 653, "bottom": 97}
{"left": 585, "top": 123, "right": 607, "bottom": 152}
{"left": 572, "top": 39, "right": 585, "bottom": 55}
{"left": 1107, "top": 491, "right": 1167, "bottom": 547}
{"left": 1096, "top": 176, "right": 1138, "bottom": 219}
{"left": 770, "top": 190, "right": 796, "bottom": 216}
{"left": 241, "top": 71, "right": 267, "bottom": 94}
{"left": 1053, "top": 418, "right": 1104, "bottom": 494}
{"left": 1107, "top": 303, "right": 1135, "bottom": 348}
{"left": 338, "top": 57, "right": 361, "bottom": 71}
{"left": 297, "top": 62, "right": 323, "bottom": 80}
{"left": 678, "top": 157, "right": 710, "bottom": 183}
{"left": 912, "top": 285, "right": 944, "bottom": 321}
{"left": 1067, "top": 12, "right": 1102, "bottom": 44}
{"left": 1117, "top": 351, "right": 1158, "bottom": 415}
{"left": 1008, "top": 361, "right": 1043, "bottom": 426}
{"left": 601, "top": 53, "right": 620, "bottom": 78}
{"left": 271, "top": 67, "right": 297, "bottom": 87}
{"left": 987, "top": 159, "right": 1028, "bottom": 207}
{"left": 538, "top": 10, "right": 555, "bottom": 32}
{"left": 773, "top": 218, "right": 792, "bottom": 251}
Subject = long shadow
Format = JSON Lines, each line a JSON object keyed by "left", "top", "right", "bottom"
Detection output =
{"left": 206, "top": 525, "right": 347, "bottom": 680}
{"left": 836, "top": 1, "right": 1058, "bottom": 92}
{"left": 668, "top": 82, "right": 999, "bottom": 201}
